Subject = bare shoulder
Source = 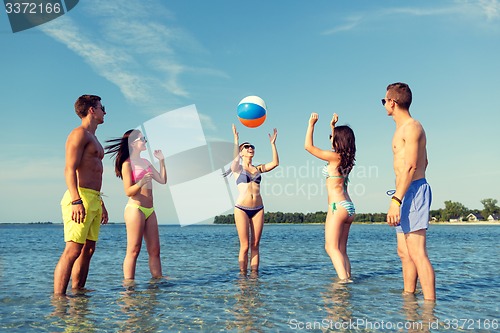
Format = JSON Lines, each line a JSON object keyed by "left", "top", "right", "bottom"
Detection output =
{"left": 69, "top": 126, "right": 91, "bottom": 139}
{"left": 403, "top": 119, "right": 425, "bottom": 138}
{"left": 307, "top": 145, "right": 339, "bottom": 162}
{"left": 122, "top": 159, "right": 132, "bottom": 172}
{"left": 66, "top": 126, "right": 90, "bottom": 145}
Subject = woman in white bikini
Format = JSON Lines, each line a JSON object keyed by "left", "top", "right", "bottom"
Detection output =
{"left": 305, "top": 113, "right": 356, "bottom": 282}
{"left": 225, "top": 124, "right": 279, "bottom": 274}
{"left": 105, "top": 129, "right": 167, "bottom": 281}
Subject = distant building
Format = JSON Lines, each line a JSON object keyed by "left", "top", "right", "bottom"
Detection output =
{"left": 487, "top": 214, "right": 500, "bottom": 221}
{"left": 449, "top": 215, "right": 462, "bottom": 222}
{"left": 466, "top": 213, "right": 484, "bottom": 222}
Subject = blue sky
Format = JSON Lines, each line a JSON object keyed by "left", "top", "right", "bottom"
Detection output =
{"left": 1, "top": 0, "right": 499, "bottom": 223}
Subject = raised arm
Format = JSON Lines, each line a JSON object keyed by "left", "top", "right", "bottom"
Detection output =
{"left": 305, "top": 113, "right": 337, "bottom": 161}
{"left": 230, "top": 124, "right": 241, "bottom": 173}
{"left": 259, "top": 128, "right": 279, "bottom": 173}
{"left": 304, "top": 112, "right": 318, "bottom": 152}
{"left": 152, "top": 150, "right": 167, "bottom": 184}
{"left": 330, "top": 113, "right": 338, "bottom": 140}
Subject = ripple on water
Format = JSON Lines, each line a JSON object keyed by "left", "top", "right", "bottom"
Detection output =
{"left": 0, "top": 224, "right": 498, "bottom": 332}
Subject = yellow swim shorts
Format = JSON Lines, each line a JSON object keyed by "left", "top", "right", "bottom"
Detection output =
{"left": 61, "top": 187, "right": 102, "bottom": 244}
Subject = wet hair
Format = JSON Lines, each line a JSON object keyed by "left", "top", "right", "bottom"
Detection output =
{"left": 74, "top": 95, "right": 101, "bottom": 119}
{"left": 332, "top": 125, "right": 356, "bottom": 176}
{"left": 104, "top": 129, "right": 142, "bottom": 179}
{"left": 386, "top": 82, "right": 412, "bottom": 109}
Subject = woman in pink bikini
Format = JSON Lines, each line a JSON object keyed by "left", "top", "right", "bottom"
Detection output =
{"left": 105, "top": 129, "right": 167, "bottom": 281}
{"left": 305, "top": 113, "right": 356, "bottom": 282}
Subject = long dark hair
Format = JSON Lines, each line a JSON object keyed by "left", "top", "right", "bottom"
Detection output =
{"left": 332, "top": 125, "right": 356, "bottom": 176}
{"left": 105, "top": 129, "right": 141, "bottom": 179}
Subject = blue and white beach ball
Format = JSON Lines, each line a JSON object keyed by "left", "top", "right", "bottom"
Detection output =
{"left": 237, "top": 96, "right": 267, "bottom": 128}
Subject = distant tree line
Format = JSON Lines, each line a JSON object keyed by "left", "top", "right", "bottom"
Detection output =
{"left": 214, "top": 211, "right": 388, "bottom": 224}
{"left": 430, "top": 198, "right": 499, "bottom": 221}
{"left": 214, "top": 198, "right": 499, "bottom": 224}
{"left": 214, "top": 212, "right": 326, "bottom": 224}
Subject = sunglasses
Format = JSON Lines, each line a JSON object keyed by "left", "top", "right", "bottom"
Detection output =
{"left": 381, "top": 98, "right": 397, "bottom": 106}
{"left": 133, "top": 136, "right": 147, "bottom": 143}
{"left": 242, "top": 144, "right": 255, "bottom": 150}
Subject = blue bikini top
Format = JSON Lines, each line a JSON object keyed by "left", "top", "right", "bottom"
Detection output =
{"left": 322, "top": 165, "right": 344, "bottom": 179}
{"left": 322, "top": 165, "right": 349, "bottom": 188}
{"left": 236, "top": 169, "right": 262, "bottom": 185}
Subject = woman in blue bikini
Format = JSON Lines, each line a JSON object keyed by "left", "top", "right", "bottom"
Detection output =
{"left": 105, "top": 129, "right": 167, "bottom": 281}
{"left": 226, "top": 124, "right": 279, "bottom": 274}
{"left": 305, "top": 113, "right": 356, "bottom": 282}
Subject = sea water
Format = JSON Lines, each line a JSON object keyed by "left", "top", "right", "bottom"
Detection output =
{"left": 0, "top": 223, "right": 498, "bottom": 332}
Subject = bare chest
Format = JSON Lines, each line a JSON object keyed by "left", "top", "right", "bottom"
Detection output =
{"left": 85, "top": 136, "right": 104, "bottom": 161}
{"left": 392, "top": 131, "right": 405, "bottom": 155}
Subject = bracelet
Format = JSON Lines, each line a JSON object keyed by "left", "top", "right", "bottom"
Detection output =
{"left": 71, "top": 199, "right": 83, "bottom": 205}
{"left": 391, "top": 196, "right": 402, "bottom": 206}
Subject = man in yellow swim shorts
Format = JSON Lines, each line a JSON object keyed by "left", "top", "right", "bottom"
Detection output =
{"left": 61, "top": 187, "right": 103, "bottom": 244}
{"left": 54, "top": 95, "right": 109, "bottom": 295}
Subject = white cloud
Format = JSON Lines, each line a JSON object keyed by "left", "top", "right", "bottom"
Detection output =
{"left": 40, "top": 17, "right": 153, "bottom": 103}
{"left": 478, "top": 0, "right": 500, "bottom": 20}
{"left": 322, "top": 16, "right": 362, "bottom": 35}
{"left": 323, "top": 1, "right": 500, "bottom": 35}
{"left": 39, "top": 0, "right": 225, "bottom": 105}
{"left": 383, "top": 6, "right": 460, "bottom": 16}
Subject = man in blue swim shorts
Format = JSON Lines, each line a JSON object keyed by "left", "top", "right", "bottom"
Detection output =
{"left": 396, "top": 178, "right": 432, "bottom": 234}
{"left": 383, "top": 83, "right": 436, "bottom": 301}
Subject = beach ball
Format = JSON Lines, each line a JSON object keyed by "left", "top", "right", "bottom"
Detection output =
{"left": 237, "top": 96, "right": 267, "bottom": 128}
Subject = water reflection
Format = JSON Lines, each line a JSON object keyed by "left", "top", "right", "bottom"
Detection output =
{"left": 117, "top": 279, "right": 161, "bottom": 333}
{"left": 401, "top": 293, "right": 437, "bottom": 333}
{"left": 50, "top": 293, "right": 96, "bottom": 333}
{"left": 227, "top": 272, "right": 264, "bottom": 332}
{"left": 322, "top": 279, "right": 353, "bottom": 325}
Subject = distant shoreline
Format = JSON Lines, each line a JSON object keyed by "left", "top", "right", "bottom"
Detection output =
{"left": 430, "top": 221, "right": 500, "bottom": 226}
{"left": 1, "top": 221, "right": 500, "bottom": 226}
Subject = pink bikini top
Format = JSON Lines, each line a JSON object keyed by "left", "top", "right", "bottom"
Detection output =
{"left": 130, "top": 158, "right": 153, "bottom": 182}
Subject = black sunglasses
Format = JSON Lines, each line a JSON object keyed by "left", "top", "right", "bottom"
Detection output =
{"left": 242, "top": 144, "right": 255, "bottom": 150}
{"left": 381, "top": 98, "right": 397, "bottom": 106}
{"left": 133, "top": 136, "right": 147, "bottom": 143}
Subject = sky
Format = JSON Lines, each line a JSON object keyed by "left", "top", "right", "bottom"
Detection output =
{"left": 1, "top": 0, "right": 499, "bottom": 224}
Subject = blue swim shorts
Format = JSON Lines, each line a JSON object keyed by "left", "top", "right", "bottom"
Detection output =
{"left": 396, "top": 178, "right": 432, "bottom": 234}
